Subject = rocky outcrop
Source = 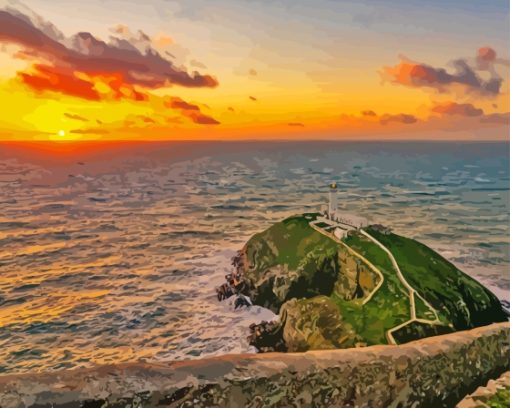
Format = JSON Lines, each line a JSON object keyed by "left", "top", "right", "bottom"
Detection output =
{"left": 224, "top": 215, "right": 380, "bottom": 314}
{"left": 280, "top": 296, "right": 362, "bottom": 351}
{"left": 1, "top": 323, "right": 509, "bottom": 408}
{"left": 220, "top": 215, "right": 507, "bottom": 352}
{"left": 335, "top": 249, "right": 376, "bottom": 301}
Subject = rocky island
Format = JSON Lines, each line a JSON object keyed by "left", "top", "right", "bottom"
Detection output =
{"left": 218, "top": 208, "right": 507, "bottom": 352}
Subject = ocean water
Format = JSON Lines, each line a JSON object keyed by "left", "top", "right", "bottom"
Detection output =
{"left": 0, "top": 140, "right": 508, "bottom": 374}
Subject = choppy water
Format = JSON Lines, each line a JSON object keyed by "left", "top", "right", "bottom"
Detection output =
{"left": 0, "top": 141, "right": 508, "bottom": 374}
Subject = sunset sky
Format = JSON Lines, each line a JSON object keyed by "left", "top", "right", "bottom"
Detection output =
{"left": 0, "top": 0, "right": 509, "bottom": 141}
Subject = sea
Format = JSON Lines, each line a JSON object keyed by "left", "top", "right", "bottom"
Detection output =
{"left": 0, "top": 140, "right": 508, "bottom": 374}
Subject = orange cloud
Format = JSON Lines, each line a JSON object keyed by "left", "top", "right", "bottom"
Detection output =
{"left": 379, "top": 113, "right": 417, "bottom": 125}
{"left": 431, "top": 102, "right": 484, "bottom": 117}
{"left": 64, "top": 112, "right": 89, "bottom": 122}
{"left": 165, "top": 97, "right": 220, "bottom": 125}
{"left": 478, "top": 46, "right": 496, "bottom": 63}
{"left": 154, "top": 34, "right": 174, "bottom": 48}
{"left": 383, "top": 48, "right": 503, "bottom": 96}
{"left": 0, "top": 4, "right": 222, "bottom": 134}
{"left": 0, "top": 9, "right": 218, "bottom": 89}
{"left": 18, "top": 64, "right": 101, "bottom": 101}
{"left": 17, "top": 64, "right": 147, "bottom": 102}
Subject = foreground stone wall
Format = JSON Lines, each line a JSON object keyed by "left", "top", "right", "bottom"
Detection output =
{"left": 0, "top": 323, "right": 509, "bottom": 408}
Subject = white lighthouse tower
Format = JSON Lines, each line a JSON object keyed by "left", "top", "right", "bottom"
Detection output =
{"left": 328, "top": 182, "right": 338, "bottom": 220}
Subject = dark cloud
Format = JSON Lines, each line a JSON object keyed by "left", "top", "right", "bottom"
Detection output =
{"left": 431, "top": 102, "right": 484, "bottom": 117}
{"left": 379, "top": 113, "right": 417, "bottom": 125}
{"left": 64, "top": 112, "right": 89, "bottom": 122}
{"left": 70, "top": 128, "right": 110, "bottom": 135}
{"left": 227, "top": 107, "right": 235, "bottom": 112}
{"left": 137, "top": 115, "right": 156, "bottom": 124}
{"left": 383, "top": 48, "right": 504, "bottom": 96}
{"left": 249, "top": 96, "right": 257, "bottom": 101}
{"left": 479, "top": 112, "right": 510, "bottom": 125}
{"left": 0, "top": 8, "right": 218, "bottom": 91}
{"left": 361, "top": 110, "right": 376, "bottom": 117}
{"left": 165, "top": 97, "right": 220, "bottom": 125}
{"left": 288, "top": 122, "right": 304, "bottom": 127}
{"left": 249, "top": 69, "right": 257, "bottom": 76}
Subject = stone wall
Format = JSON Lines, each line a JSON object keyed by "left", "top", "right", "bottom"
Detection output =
{"left": 0, "top": 322, "right": 509, "bottom": 408}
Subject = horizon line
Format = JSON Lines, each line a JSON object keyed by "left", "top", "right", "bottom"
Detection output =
{"left": 0, "top": 138, "right": 509, "bottom": 144}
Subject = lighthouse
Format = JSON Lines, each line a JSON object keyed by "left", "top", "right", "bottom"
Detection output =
{"left": 328, "top": 182, "right": 338, "bottom": 220}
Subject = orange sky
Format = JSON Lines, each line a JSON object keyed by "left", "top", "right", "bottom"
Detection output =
{"left": 0, "top": 0, "right": 509, "bottom": 141}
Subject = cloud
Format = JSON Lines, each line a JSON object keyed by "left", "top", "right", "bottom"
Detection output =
{"left": 479, "top": 112, "right": 510, "bottom": 125}
{"left": 477, "top": 46, "right": 496, "bottom": 64}
{"left": 288, "top": 122, "right": 304, "bottom": 127}
{"left": 64, "top": 112, "right": 88, "bottom": 122}
{"left": 165, "top": 97, "right": 220, "bottom": 125}
{"left": 249, "top": 69, "right": 257, "bottom": 76}
{"left": 383, "top": 48, "right": 504, "bottom": 96}
{"left": 379, "top": 113, "right": 417, "bottom": 125}
{"left": 70, "top": 128, "right": 110, "bottom": 135}
{"left": 249, "top": 96, "right": 257, "bottom": 101}
{"left": 137, "top": 115, "right": 156, "bottom": 124}
{"left": 18, "top": 64, "right": 101, "bottom": 101}
{"left": 0, "top": 7, "right": 218, "bottom": 92}
{"left": 17, "top": 63, "right": 147, "bottom": 101}
{"left": 361, "top": 110, "right": 376, "bottom": 117}
{"left": 0, "top": 4, "right": 221, "bottom": 129}
{"left": 431, "top": 102, "right": 483, "bottom": 117}
{"left": 153, "top": 33, "right": 174, "bottom": 48}
{"left": 190, "top": 59, "right": 207, "bottom": 69}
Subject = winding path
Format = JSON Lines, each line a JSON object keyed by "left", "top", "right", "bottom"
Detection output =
{"left": 309, "top": 218, "right": 441, "bottom": 345}
{"left": 358, "top": 230, "right": 441, "bottom": 344}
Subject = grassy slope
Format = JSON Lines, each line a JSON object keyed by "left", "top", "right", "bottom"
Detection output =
{"left": 246, "top": 215, "right": 411, "bottom": 345}
{"left": 338, "top": 232, "right": 410, "bottom": 344}
{"left": 366, "top": 226, "right": 506, "bottom": 329}
{"left": 485, "top": 388, "right": 510, "bottom": 408}
{"left": 245, "top": 213, "right": 337, "bottom": 271}
{"left": 244, "top": 215, "right": 505, "bottom": 347}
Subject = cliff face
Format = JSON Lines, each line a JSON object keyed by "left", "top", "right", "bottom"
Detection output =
{"left": 1, "top": 323, "right": 509, "bottom": 408}
{"left": 238, "top": 214, "right": 379, "bottom": 313}
{"left": 235, "top": 214, "right": 507, "bottom": 352}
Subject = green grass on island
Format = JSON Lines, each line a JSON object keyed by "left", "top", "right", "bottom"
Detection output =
{"left": 242, "top": 214, "right": 507, "bottom": 350}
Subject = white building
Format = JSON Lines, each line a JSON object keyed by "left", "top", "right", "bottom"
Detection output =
{"left": 336, "top": 213, "right": 369, "bottom": 229}
{"left": 326, "top": 182, "right": 368, "bottom": 229}
{"left": 328, "top": 182, "right": 338, "bottom": 219}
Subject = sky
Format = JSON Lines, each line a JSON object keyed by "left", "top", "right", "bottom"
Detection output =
{"left": 0, "top": 0, "right": 509, "bottom": 141}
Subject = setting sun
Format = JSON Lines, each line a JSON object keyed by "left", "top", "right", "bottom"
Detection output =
{"left": 58, "top": 130, "right": 65, "bottom": 137}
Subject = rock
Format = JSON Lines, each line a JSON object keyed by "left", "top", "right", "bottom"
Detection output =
{"left": 247, "top": 318, "right": 287, "bottom": 352}
{"left": 234, "top": 295, "right": 251, "bottom": 309}
{"left": 224, "top": 214, "right": 507, "bottom": 353}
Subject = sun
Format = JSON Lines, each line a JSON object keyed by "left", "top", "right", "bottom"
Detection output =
{"left": 58, "top": 129, "right": 66, "bottom": 137}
